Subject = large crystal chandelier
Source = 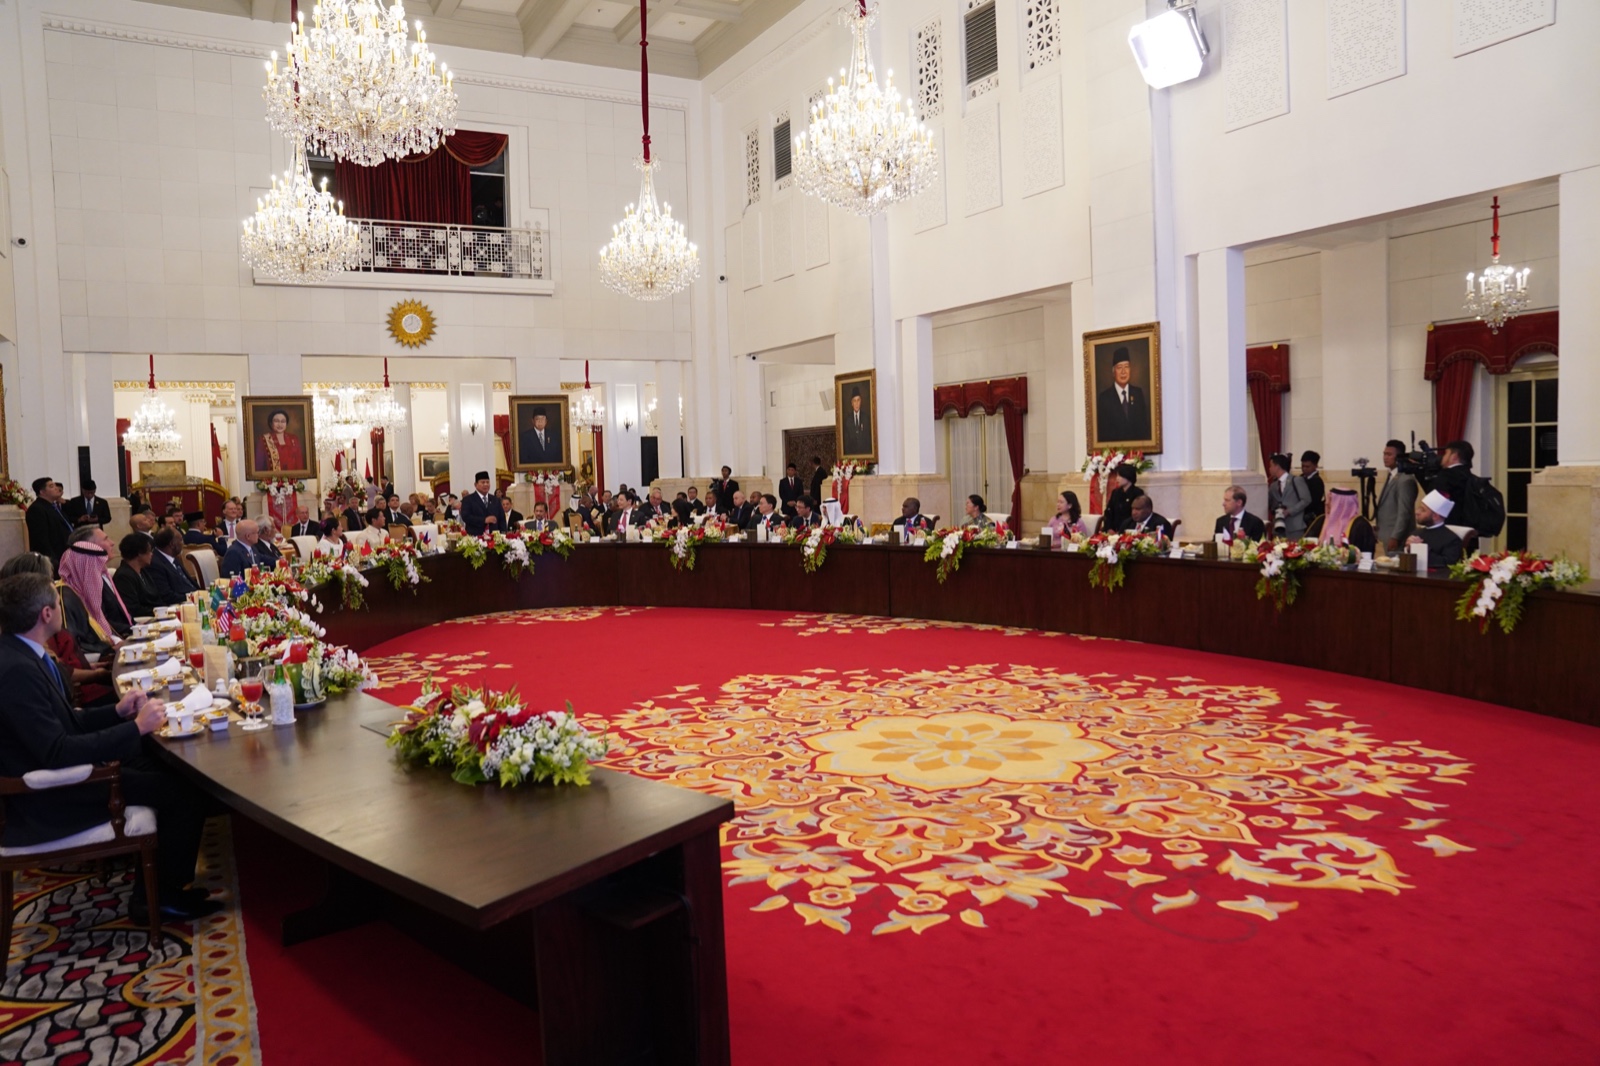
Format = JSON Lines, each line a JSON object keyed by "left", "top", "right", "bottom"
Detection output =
{"left": 1464, "top": 196, "right": 1531, "bottom": 334}
{"left": 314, "top": 386, "right": 369, "bottom": 460}
{"left": 124, "top": 355, "right": 184, "bottom": 458}
{"left": 241, "top": 140, "right": 363, "bottom": 283}
{"left": 356, "top": 358, "right": 409, "bottom": 433}
{"left": 571, "top": 361, "right": 606, "bottom": 431}
{"left": 598, "top": 0, "right": 699, "bottom": 301}
{"left": 263, "top": 0, "right": 457, "bottom": 167}
{"left": 793, "top": 0, "right": 937, "bottom": 216}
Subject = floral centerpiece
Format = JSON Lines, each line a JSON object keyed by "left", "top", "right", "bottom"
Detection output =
{"left": 455, "top": 528, "right": 573, "bottom": 578}
{"left": 388, "top": 684, "right": 608, "bottom": 788}
{"left": 223, "top": 568, "right": 376, "bottom": 700}
{"left": 1254, "top": 538, "right": 1319, "bottom": 611}
{"left": 1081, "top": 450, "right": 1154, "bottom": 514}
{"left": 778, "top": 523, "right": 863, "bottom": 573}
{"left": 656, "top": 521, "right": 727, "bottom": 572}
{"left": 257, "top": 476, "right": 305, "bottom": 525}
{"left": 0, "top": 478, "right": 35, "bottom": 507}
{"left": 1450, "top": 550, "right": 1588, "bottom": 634}
{"left": 371, "top": 540, "right": 430, "bottom": 593}
{"left": 1085, "top": 532, "right": 1164, "bottom": 592}
{"left": 923, "top": 526, "right": 1002, "bottom": 583}
{"left": 295, "top": 544, "right": 369, "bottom": 610}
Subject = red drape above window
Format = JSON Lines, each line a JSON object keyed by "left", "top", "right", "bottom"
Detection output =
{"left": 1246, "top": 344, "right": 1290, "bottom": 469}
{"left": 1423, "top": 310, "right": 1558, "bottom": 446}
{"left": 933, "top": 376, "right": 1029, "bottom": 531}
{"left": 335, "top": 131, "right": 508, "bottom": 225}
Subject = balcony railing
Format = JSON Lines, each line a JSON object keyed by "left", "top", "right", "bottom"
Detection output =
{"left": 352, "top": 218, "right": 546, "bottom": 280}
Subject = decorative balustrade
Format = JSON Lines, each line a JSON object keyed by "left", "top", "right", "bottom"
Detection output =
{"left": 352, "top": 218, "right": 546, "bottom": 280}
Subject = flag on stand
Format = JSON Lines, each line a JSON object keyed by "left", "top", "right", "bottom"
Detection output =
{"left": 210, "top": 423, "right": 223, "bottom": 483}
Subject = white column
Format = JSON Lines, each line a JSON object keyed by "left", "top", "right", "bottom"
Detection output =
{"left": 77, "top": 353, "right": 118, "bottom": 492}
{"left": 655, "top": 361, "right": 684, "bottom": 479}
{"left": 452, "top": 380, "right": 494, "bottom": 485}
{"left": 1068, "top": 280, "right": 1095, "bottom": 469}
{"left": 732, "top": 353, "right": 764, "bottom": 476}
{"left": 1321, "top": 240, "right": 1390, "bottom": 467}
{"left": 390, "top": 383, "right": 415, "bottom": 495}
{"left": 1559, "top": 166, "right": 1600, "bottom": 464}
{"left": 868, "top": 212, "right": 900, "bottom": 473}
{"left": 1197, "top": 247, "right": 1247, "bottom": 470}
{"left": 899, "top": 315, "right": 935, "bottom": 474}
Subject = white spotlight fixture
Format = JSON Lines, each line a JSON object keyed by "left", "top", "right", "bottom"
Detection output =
{"left": 1128, "top": 0, "right": 1208, "bottom": 90}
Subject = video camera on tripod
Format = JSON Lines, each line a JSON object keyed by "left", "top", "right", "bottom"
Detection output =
{"left": 1397, "top": 435, "right": 1442, "bottom": 492}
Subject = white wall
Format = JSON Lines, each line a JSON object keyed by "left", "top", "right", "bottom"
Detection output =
{"left": 1245, "top": 252, "right": 1320, "bottom": 463}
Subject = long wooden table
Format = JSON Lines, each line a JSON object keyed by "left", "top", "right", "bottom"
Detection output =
{"left": 317, "top": 543, "right": 1598, "bottom": 727}
{"left": 144, "top": 666, "right": 734, "bottom": 1063}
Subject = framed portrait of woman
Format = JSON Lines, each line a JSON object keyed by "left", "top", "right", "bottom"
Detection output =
{"left": 242, "top": 395, "right": 317, "bottom": 481}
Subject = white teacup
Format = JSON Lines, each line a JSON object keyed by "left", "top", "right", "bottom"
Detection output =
{"left": 168, "top": 708, "right": 195, "bottom": 732}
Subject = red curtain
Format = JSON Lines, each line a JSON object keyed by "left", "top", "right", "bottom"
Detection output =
{"left": 1433, "top": 357, "right": 1476, "bottom": 446}
{"left": 1245, "top": 345, "right": 1290, "bottom": 468}
{"left": 370, "top": 428, "right": 386, "bottom": 485}
{"left": 1000, "top": 404, "right": 1024, "bottom": 532}
{"left": 335, "top": 131, "right": 508, "bottom": 225}
{"left": 493, "top": 414, "right": 511, "bottom": 473}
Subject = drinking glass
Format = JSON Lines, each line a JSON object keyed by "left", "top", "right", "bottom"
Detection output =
{"left": 239, "top": 659, "right": 269, "bottom": 732}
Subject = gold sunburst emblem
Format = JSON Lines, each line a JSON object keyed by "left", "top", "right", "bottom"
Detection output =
{"left": 387, "top": 300, "right": 436, "bottom": 348}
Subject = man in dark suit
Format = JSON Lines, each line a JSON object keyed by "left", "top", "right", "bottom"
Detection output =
{"left": 747, "top": 494, "right": 780, "bottom": 533}
{"left": 1118, "top": 495, "right": 1172, "bottom": 540}
{"left": 606, "top": 496, "right": 640, "bottom": 537}
{"left": 891, "top": 497, "right": 935, "bottom": 540}
{"left": 1103, "top": 464, "right": 1144, "bottom": 534}
{"left": 217, "top": 500, "right": 243, "bottom": 542}
{"left": 728, "top": 491, "right": 754, "bottom": 530}
{"left": 777, "top": 464, "right": 804, "bottom": 516}
{"left": 519, "top": 407, "right": 563, "bottom": 467}
{"left": 182, "top": 512, "right": 225, "bottom": 554}
{"left": 220, "top": 520, "right": 276, "bottom": 578}
{"left": 339, "top": 496, "right": 364, "bottom": 535}
{"left": 788, "top": 497, "right": 820, "bottom": 531}
{"left": 808, "top": 457, "right": 828, "bottom": 506}
{"left": 710, "top": 467, "right": 739, "bottom": 515}
{"left": 1301, "top": 451, "right": 1326, "bottom": 526}
{"left": 1095, "top": 347, "right": 1152, "bottom": 443}
{"left": 685, "top": 487, "right": 707, "bottom": 517}
{"left": 147, "top": 527, "right": 198, "bottom": 605}
{"left": 1374, "top": 440, "right": 1419, "bottom": 552}
{"left": 0, "top": 572, "right": 219, "bottom": 922}
{"left": 641, "top": 488, "right": 670, "bottom": 522}
{"left": 384, "top": 495, "right": 411, "bottom": 528}
{"left": 1214, "top": 485, "right": 1265, "bottom": 542}
{"left": 501, "top": 492, "right": 524, "bottom": 527}
{"left": 841, "top": 388, "right": 872, "bottom": 456}
{"left": 25, "top": 477, "right": 73, "bottom": 565}
{"left": 525, "top": 502, "right": 555, "bottom": 533}
{"left": 460, "top": 473, "right": 505, "bottom": 537}
{"left": 288, "top": 506, "right": 319, "bottom": 539}
{"left": 63, "top": 480, "right": 113, "bottom": 529}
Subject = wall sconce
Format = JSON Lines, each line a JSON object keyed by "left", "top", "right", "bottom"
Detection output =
{"left": 465, "top": 415, "right": 482, "bottom": 435}
{"left": 616, "top": 384, "right": 639, "bottom": 435}
{"left": 459, "top": 383, "right": 486, "bottom": 440}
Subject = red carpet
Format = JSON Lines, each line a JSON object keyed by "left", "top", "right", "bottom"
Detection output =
{"left": 239, "top": 607, "right": 1600, "bottom": 1065}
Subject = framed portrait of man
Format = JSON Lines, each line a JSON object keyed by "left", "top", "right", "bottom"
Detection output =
{"left": 418, "top": 453, "right": 450, "bottom": 481}
{"left": 833, "top": 370, "right": 878, "bottom": 464}
{"left": 509, "top": 395, "right": 571, "bottom": 472}
{"left": 242, "top": 395, "right": 318, "bottom": 481}
{"left": 1083, "top": 322, "right": 1163, "bottom": 454}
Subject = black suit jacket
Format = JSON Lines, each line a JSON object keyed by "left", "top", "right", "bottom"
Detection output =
{"left": 710, "top": 480, "right": 739, "bottom": 514}
{"left": 1304, "top": 471, "right": 1326, "bottom": 522}
{"left": 1415, "top": 523, "right": 1464, "bottom": 570}
{"left": 111, "top": 565, "right": 156, "bottom": 622}
{"left": 729, "top": 502, "right": 754, "bottom": 529}
{"left": 777, "top": 477, "right": 803, "bottom": 514}
{"left": 385, "top": 510, "right": 411, "bottom": 528}
{"left": 1103, "top": 486, "right": 1144, "bottom": 535}
{"left": 1095, "top": 384, "right": 1152, "bottom": 443}
{"left": 0, "top": 635, "right": 142, "bottom": 846}
{"left": 842, "top": 412, "right": 871, "bottom": 456}
{"left": 787, "top": 511, "right": 819, "bottom": 531}
{"left": 605, "top": 508, "right": 640, "bottom": 536}
{"left": 460, "top": 492, "right": 505, "bottom": 537}
{"left": 519, "top": 428, "right": 562, "bottom": 466}
{"left": 25, "top": 500, "right": 72, "bottom": 562}
{"left": 290, "top": 520, "right": 319, "bottom": 538}
{"left": 808, "top": 468, "right": 827, "bottom": 505}
{"left": 147, "top": 551, "right": 198, "bottom": 605}
{"left": 505, "top": 509, "right": 524, "bottom": 526}
{"left": 1119, "top": 511, "right": 1173, "bottom": 539}
{"left": 63, "top": 496, "right": 112, "bottom": 528}
{"left": 1214, "top": 512, "right": 1265, "bottom": 540}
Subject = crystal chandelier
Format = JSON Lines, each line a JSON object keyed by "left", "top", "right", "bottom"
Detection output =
{"left": 241, "top": 140, "right": 363, "bottom": 283}
{"left": 1464, "top": 196, "right": 1531, "bottom": 333}
{"left": 314, "top": 386, "right": 370, "bottom": 460}
{"left": 123, "top": 355, "right": 183, "bottom": 459}
{"left": 793, "top": 0, "right": 937, "bottom": 216}
{"left": 356, "top": 358, "right": 409, "bottom": 433}
{"left": 263, "top": 0, "right": 457, "bottom": 167}
{"left": 571, "top": 361, "right": 606, "bottom": 431}
{"left": 598, "top": 0, "right": 699, "bottom": 301}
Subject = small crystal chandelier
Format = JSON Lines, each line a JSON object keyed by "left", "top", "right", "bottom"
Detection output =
{"left": 1464, "top": 196, "right": 1531, "bottom": 333}
{"left": 263, "top": 0, "right": 457, "bottom": 167}
{"left": 123, "top": 355, "right": 183, "bottom": 458}
{"left": 356, "top": 358, "right": 409, "bottom": 433}
{"left": 793, "top": 0, "right": 937, "bottom": 216}
{"left": 241, "top": 140, "right": 363, "bottom": 283}
{"left": 571, "top": 361, "right": 606, "bottom": 431}
{"left": 598, "top": 0, "right": 699, "bottom": 301}
{"left": 439, "top": 421, "right": 450, "bottom": 446}
{"left": 314, "top": 386, "right": 370, "bottom": 460}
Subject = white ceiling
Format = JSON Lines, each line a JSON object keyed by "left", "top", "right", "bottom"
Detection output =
{"left": 140, "top": 0, "right": 809, "bottom": 78}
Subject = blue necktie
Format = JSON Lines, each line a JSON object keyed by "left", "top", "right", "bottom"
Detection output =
{"left": 44, "top": 655, "right": 67, "bottom": 699}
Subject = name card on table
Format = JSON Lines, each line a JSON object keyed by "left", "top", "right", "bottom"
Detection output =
{"left": 1168, "top": 546, "right": 1185, "bottom": 560}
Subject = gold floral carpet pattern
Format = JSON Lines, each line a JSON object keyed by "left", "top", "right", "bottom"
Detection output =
{"left": 602, "top": 663, "right": 1477, "bottom": 937}
{"left": 763, "top": 613, "right": 1068, "bottom": 639}
{"left": 0, "top": 819, "right": 260, "bottom": 1065}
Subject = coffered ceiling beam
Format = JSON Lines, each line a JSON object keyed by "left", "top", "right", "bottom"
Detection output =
{"left": 518, "top": 0, "right": 593, "bottom": 58}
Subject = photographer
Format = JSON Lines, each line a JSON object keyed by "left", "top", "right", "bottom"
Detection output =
{"left": 1374, "top": 439, "right": 1419, "bottom": 552}
{"left": 1433, "top": 440, "right": 1476, "bottom": 515}
{"left": 1266, "top": 453, "right": 1312, "bottom": 539}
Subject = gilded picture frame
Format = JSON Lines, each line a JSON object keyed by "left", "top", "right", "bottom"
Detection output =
{"left": 509, "top": 394, "right": 572, "bottom": 473}
{"left": 833, "top": 369, "right": 879, "bottom": 465}
{"left": 241, "top": 395, "right": 318, "bottom": 481}
{"left": 1083, "top": 321, "right": 1163, "bottom": 455}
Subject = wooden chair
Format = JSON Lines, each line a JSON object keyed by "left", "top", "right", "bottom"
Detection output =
{"left": 1082, "top": 515, "right": 1103, "bottom": 537}
{"left": 1445, "top": 524, "right": 1480, "bottom": 555}
{"left": 291, "top": 535, "right": 320, "bottom": 560}
{"left": 183, "top": 548, "right": 220, "bottom": 587}
{"left": 0, "top": 762, "right": 162, "bottom": 956}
